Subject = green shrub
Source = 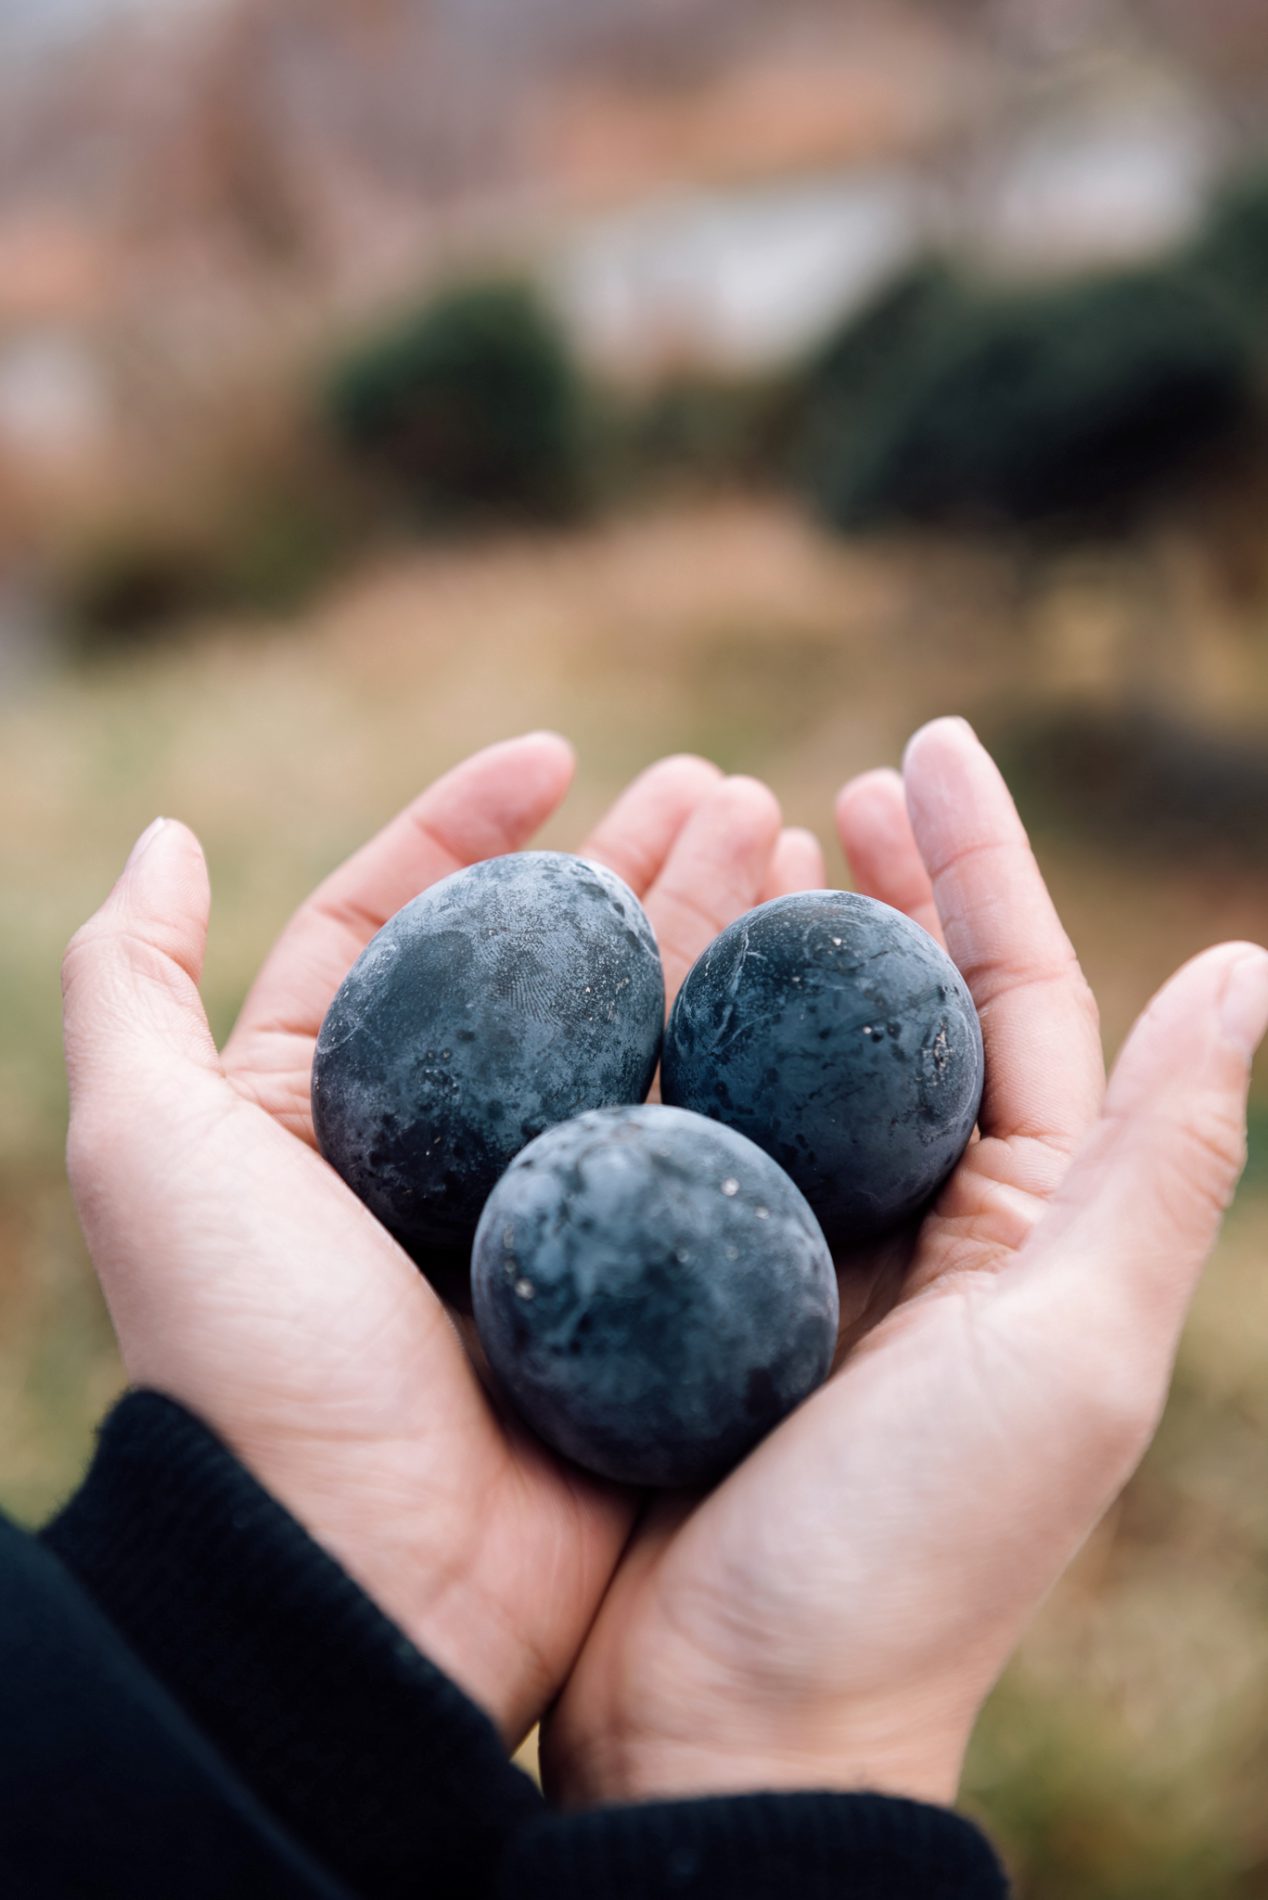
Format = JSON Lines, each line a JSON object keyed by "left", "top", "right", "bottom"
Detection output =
{"left": 797, "top": 261, "right": 1257, "bottom": 533}
{"left": 800, "top": 254, "right": 965, "bottom": 416}
{"left": 992, "top": 705, "right": 1268, "bottom": 865}
{"left": 324, "top": 279, "right": 595, "bottom": 525}
{"left": 1190, "top": 164, "right": 1268, "bottom": 328}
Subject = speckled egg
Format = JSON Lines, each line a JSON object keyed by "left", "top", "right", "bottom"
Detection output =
{"left": 472, "top": 1104, "right": 838, "bottom": 1487}
{"left": 312, "top": 852, "right": 664, "bottom": 1258}
{"left": 661, "top": 891, "right": 983, "bottom": 1246}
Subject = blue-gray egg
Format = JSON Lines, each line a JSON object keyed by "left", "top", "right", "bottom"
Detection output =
{"left": 472, "top": 1104, "right": 838, "bottom": 1487}
{"left": 312, "top": 852, "right": 664, "bottom": 1255}
{"left": 661, "top": 891, "right": 983, "bottom": 1246}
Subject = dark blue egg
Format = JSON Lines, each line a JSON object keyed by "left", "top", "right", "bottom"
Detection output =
{"left": 312, "top": 852, "right": 664, "bottom": 1256}
{"left": 661, "top": 891, "right": 983, "bottom": 1246}
{"left": 472, "top": 1104, "right": 838, "bottom": 1488}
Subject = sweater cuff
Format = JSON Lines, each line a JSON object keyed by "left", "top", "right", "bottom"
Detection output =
{"left": 502, "top": 1789, "right": 1009, "bottom": 1899}
{"left": 42, "top": 1391, "right": 543, "bottom": 1900}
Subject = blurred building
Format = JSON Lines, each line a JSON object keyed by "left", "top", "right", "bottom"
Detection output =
{"left": 0, "top": 0, "right": 1265, "bottom": 497}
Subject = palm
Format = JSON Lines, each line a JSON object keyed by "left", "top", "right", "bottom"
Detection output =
{"left": 209, "top": 746, "right": 635, "bottom": 1737}
{"left": 66, "top": 723, "right": 1262, "bottom": 1787}
{"left": 544, "top": 719, "right": 1125, "bottom": 1801}
{"left": 70, "top": 735, "right": 810, "bottom": 1742}
{"left": 112, "top": 1048, "right": 625, "bottom": 1742}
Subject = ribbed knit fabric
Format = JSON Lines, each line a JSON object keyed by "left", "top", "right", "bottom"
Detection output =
{"left": 42, "top": 1391, "right": 543, "bottom": 1900}
{"left": 504, "top": 1790, "right": 1009, "bottom": 1898}
{"left": 0, "top": 1515, "right": 350, "bottom": 1900}
{"left": 32, "top": 1389, "right": 1012, "bottom": 1900}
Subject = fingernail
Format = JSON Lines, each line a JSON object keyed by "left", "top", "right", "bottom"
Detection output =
{"left": 521, "top": 729, "right": 573, "bottom": 753}
{"left": 1219, "top": 948, "right": 1268, "bottom": 1058}
{"left": 904, "top": 715, "right": 976, "bottom": 763}
{"left": 125, "top": 817, "right": 167, "bottom": 870}
{"left": 838, "top": 767, "right": 902, "bottom": 806}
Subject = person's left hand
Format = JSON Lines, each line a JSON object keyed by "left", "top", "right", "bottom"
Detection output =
{"left": 61, "top": 733, "right": 818, "bottom": 1743}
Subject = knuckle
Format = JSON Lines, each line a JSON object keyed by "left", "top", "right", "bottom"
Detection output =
{"left": 61, "top": 922, "right": 126, "bottom": 1026}
{"left": 1072, "top": 970, "right": 1101, "bottom": 1036}
{"left": 62, "top": 913, "right": 138, "bottom": 991}
{"left": 65, "top": 917, "right": 188, "bottom": 1018}
{"left": 60, "top": 919, "right": 105, "bottom": 997}
{"left": 1166, "top": 1109, "right": 1248, "bottom": 1223}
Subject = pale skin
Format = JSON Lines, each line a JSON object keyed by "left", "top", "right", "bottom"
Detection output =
{"left": 61, "top": 721, "right": 1268, "bottom": 1810}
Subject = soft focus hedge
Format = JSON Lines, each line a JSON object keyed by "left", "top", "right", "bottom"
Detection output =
{"left": 796, "top": 259, "right": 1258, "bottom": 533}
{"left": 324, "top": 279, "right": 595, "bottom": 525}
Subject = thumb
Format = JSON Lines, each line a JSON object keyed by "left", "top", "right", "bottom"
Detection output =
{"left": 62, "top": 817, "right": 219, "bottom": 1102}
{"left": 1021, "top": 940, "right": 1268, "bottom": 1368}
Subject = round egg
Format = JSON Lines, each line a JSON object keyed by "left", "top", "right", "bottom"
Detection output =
{"left": 472, "top": 1104, "right": 839, "bottom": 1488}
{"left": 661, "top": 890, "right": 983, "bottom": 1246}
{"left": 312, "top": 852, "right": 664, "bottom": 1256}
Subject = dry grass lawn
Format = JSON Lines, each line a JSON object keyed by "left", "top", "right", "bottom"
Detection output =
{"left": 1, "top": 499, "right": 1265, "bottom": 1897}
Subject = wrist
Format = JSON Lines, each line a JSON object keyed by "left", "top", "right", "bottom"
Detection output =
{"left": 43, "top": 1392, "right": 544, "bottom": 1894}
{"left": 547, "top": 1679, "right": 980, "bottom": 1808}
{"left": 548, "top": 1695, "right": 975, "bottom": 1812}
{"left": 216, "top": 1425, "right": 538, "bottom": 1744}
{"left": 578, "top": 1740, "right": 966, "bottom": 1811}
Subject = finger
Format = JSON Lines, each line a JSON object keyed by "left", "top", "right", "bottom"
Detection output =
{"left": 580, "top": 754, "right": 723, "bottom": 896}
{"left": 1021, "top": 944, "right": 1268, "bottom": 1360}
{"left": 835, "top": 768, "right": 943, "bottom": 945}
{"left": 761, "top": 826, "right": 827, "bottom": 901}
{"left": 645, "top": 775, "right": 783, "bottom": 1001}
{"left": 227, "top": 732, "right": 575, "bottom": 1057}
{"left": 1018, "top": 942, "right": 1268, "bottom": 1428}
{"left": 62, "top": 818, "right": 219, "bottom": 1098}
{"left": 903, "top": 717, "right": 1104, "bottom": 1159}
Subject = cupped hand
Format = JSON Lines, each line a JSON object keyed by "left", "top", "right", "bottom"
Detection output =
{"left": 60, "top": 732, "right": 815, "bottom": 1742}
{"left": 544, "top": 718, "right": 1268, "bottom": 1809}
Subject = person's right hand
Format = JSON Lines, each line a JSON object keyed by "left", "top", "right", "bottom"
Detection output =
{"left": 545, "top": 718, "right": 1268, "bottom": 1811}
{"left": 60, "top": 734, "right": 817, "bottom": 1745}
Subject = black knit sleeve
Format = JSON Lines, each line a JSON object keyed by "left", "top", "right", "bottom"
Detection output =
{"left": 39, "top": 1391, "right": 543, "bottom": 1900}
{"left": 26, "top": 1391, "right": 1009, "bottom": 1900}
{"left": 0, "top": 1510, "right": 350, "bottom": 1899}
{"left": 500, "top": 1789, "right": 1009, "bottom": 1897}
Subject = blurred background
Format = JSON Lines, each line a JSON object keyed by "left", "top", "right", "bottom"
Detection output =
{"left": 1, "top": 1, "right": 1267, "bottom": 1891}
